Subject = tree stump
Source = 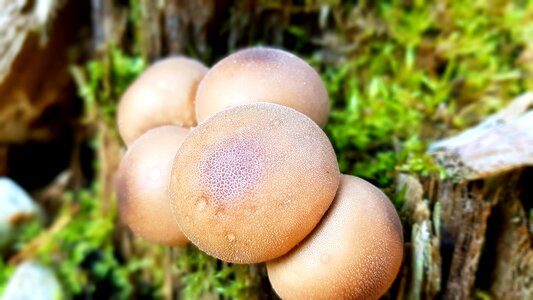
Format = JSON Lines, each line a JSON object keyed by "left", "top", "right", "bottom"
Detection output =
{"left": 397, "top": 93, "right": 533, "bottom": 299}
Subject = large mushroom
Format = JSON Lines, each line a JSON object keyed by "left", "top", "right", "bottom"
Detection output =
{"left": 169, "top": 103, "right": 340, "bottom": 263}
{"left": 117, "top": 57, "right": 208, "bottom": 145}
{"left": 116, "top": 125, "right": 190, "bottom": 246}
{"left": 195, "top": 47, "right": 330, "bottom": 127}
{"left": 267, "top": 175, "right": 404, "bottom": 300}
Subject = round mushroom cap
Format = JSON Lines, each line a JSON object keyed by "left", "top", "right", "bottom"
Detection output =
{"left": 170, "top": 103, "right": 339, "bottom": 263}
{"left": 267, "top": 175, "right": 404, "bottom": 300}
{"left": 117, "top": 56, "right": 208, "bottom": 145}
{"left": 116, "top": 125, "right": 190, "bottom": 246}
{"left": 195, "top": 47, "right": 329, "bottom": 127}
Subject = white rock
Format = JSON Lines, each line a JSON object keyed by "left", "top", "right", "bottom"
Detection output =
{"left": 1, "top": 261, "right": 62, "bottom": 300}
{"left": 0, "top": 177, "right": 40, "bottom": 248}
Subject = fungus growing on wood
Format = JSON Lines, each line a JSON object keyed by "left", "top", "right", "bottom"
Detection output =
{"left": 117, "top": 57, "right": 208, "bottom": 145}
{"left": 169, "top": 103, "right": 339, "bottom": 263}
{"left": 267, "top": 175, "right": 404, "bottom": 300}
{"left": 116, "top": 126, "right": 190, "bottom": 246}
{"left": 195, "top": 47, "right": 329, "bottom": 127}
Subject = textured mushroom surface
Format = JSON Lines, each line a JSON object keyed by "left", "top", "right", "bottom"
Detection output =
{"left": 117, "top": 57, "right": 208, "bottom": 145}
{"left": 116, "top": 126, "right": 190, "bottom": 246}
{"left": 267, "top": 175, "right": 404, "bottom": 300}
{"left": 170, "top": 103, "right": 339, "bottom": 263}
{"left": 195, "top": 47, "right": 329, "bottom": 127}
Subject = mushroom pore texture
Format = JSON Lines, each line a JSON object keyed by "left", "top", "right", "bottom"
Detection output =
{"left": 170, "top": 103, "right": 340, "bottom": 263}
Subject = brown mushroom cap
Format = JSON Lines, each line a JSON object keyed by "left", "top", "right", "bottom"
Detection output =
{"left": 195, "top": 47, "right": 329, "bottom": 127}
{"left": 116, "top": 125, "right": 190, "bottom": 246}
{"left": 267, "top": 175, "right": 404, "bottom": 300}
{"left": 170, "top": 103, "right": 339, "bottom": 263}
{"left": 117, "top": 57, "right": 208, "bottom": 145}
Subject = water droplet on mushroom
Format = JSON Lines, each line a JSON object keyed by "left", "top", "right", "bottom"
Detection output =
{"left": 215, "top": 211, "right": 225, "bottom": 219}
{"left": 227, "top": 233, "right": 236, "bottom": 242}
{"left": 320, "top": 253, "right": 331, "bottom": 265}
{"left": 196, "top": 199, "right": 207, "bottom": 211}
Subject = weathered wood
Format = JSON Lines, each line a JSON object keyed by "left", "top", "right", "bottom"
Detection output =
{"left": 91, "top": 0, "right": 128, "bottom": 53}
{"left": 430, "top": 93, "right": 533, "bottom": 181}
{"left": 490, "top": 196, "right": 533, "bottom": 299}
{"left": 397, "top": 174, "right": 442, "bottom": 300}
{"left": 133, "top": 0, "right": 215, "bottom": 62}
{"left": 137, "top": 0, "right": 162, "bottom": 60}
{"left": 399, "top": 170, "right": 529, "bottom": 299}
{"left": 0, "top": 0, "right": 88, "bottom": 143}
{"left": 440, "top": 182, "right": 498, "bottom": 299}
{"left": 423, "top": 93, "right": 533, "bottom": 299}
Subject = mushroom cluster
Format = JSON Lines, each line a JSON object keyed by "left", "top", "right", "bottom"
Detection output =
{"left": 115, "top": 47, "right": 403, "bottom": 299}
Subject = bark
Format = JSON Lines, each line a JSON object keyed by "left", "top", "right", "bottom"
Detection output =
{"left": 395, "top": 93, "right": 533, "bottom": 299}
{"left": 439, "top": 181, "right": 497, "bottom": 299}
{"left": 396, "top": 172, "right": 532, "bottom": 300}
{"left": 91, "top": 0, "right": 128, "bottom": 53}
{"left": 430, "top": 93, "right": 533, "bottom": 181}
{"left": 397, "top": 174, "right": 441, "bottom": 300}
{"left": 103, "top": 0, "right": 217, "bottom": 62}
{"left": 490, "top": 193, "right": 533, "bottom": 299}
{"left": 0, "top": 0, "right": 89, "bottom": 143}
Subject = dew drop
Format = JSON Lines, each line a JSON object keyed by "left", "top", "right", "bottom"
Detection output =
{"left": 227, "top": 233, "right": 236, "bottom": 242}
{"left": 320, "top": 253, "right": 331, "bottom": 265}
{"left": 215, "top": 211, "right": 225, "bottom": 219}
{"left": 196, "top": 199, "right": 207, "bottom": 211}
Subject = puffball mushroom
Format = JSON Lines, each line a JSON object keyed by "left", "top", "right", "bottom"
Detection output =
{"left": 170, "top": 103, "right": 340, "bottom": 263}
{"left": 195, "top": 47, "right": 330, "bottom": 127}
{"left": 117, "top": 57, "right": 208, "bottom": 145}
{"left": 116, "top": 125, "right": 190, "bottom": 246}
{"left": 267, "top": 175, "right": 404, "bottom": 300}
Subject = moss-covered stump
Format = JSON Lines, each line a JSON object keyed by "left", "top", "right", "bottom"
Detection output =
{"left": 398, "top": 94, "right": 533, "bottom": 299}
{"left": 2, "top": 0, "right": 533, "bottom": 299}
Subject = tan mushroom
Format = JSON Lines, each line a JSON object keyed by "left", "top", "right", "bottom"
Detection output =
{"left": 116, "top": 125, "right": 190, "bottom": 246}
{"left": 195, "top": 47, "right": 329, "bottom": 127}
{"left": 117, "top": 57, "right": 208, "bottom": 145}
{"left": 267, "top": 175, "right": 404, "bottom": 300}
{"left": 169, "top": 103, "right": 339, "bottom": 263}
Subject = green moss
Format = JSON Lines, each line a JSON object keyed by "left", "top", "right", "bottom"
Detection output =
{"left": 71, "top": 47, "right": 146, "bottom": 128}
{"left": 319, "top": 0, "right": 532, "bottom": 198}
{"left": 176, "top": 247, "right": 265, "bottom": 300}
{"left": 0, "top": 259, "right": 16, "bottom": 296}
{"left": 32, "top": 188, "right": 128, "bottom": 298}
